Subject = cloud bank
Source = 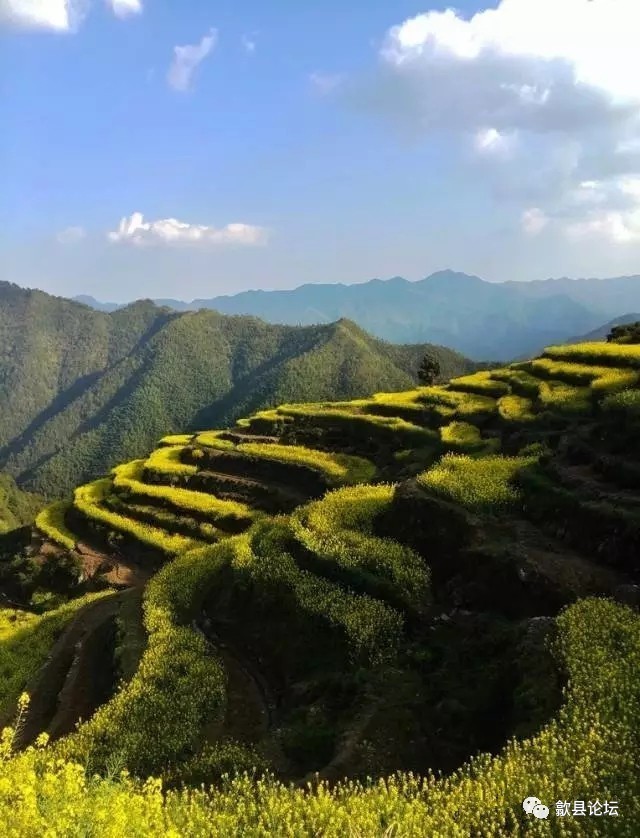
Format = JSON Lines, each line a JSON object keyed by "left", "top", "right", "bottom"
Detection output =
{"left": 108, "top": 212, "right": 268, "bottom": 247}
{"left": 362, "top": 0, "right": 640, "bottom": 243}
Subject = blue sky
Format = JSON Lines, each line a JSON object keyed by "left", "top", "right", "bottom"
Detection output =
{"left": 1, "top": 0, "right": 639, "bottom": 301}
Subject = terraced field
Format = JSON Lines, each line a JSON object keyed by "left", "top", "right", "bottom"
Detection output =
{"left": 2, "top": 339, "right": 640, "bottom": 834}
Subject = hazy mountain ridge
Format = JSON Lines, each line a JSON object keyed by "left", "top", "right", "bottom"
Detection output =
{"left": 76, "top": 270, "right": 640, "bottom": 360}
{"left": 0, "top": 282, "right": 472, "bottom": 498}
{"left": 568, "top": 312, "right": 640, "bottom": 343}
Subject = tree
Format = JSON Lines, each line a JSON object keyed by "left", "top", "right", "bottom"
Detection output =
{"left": 418, "top": 353, "right": 441, "bottom": 385}
{"left": 607, "top": 322, "right": 640, "bottom": 344}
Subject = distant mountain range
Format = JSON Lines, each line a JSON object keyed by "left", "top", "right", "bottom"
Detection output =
{"left": 568, "top": 312, "right": 640, "bottom": 343}
{"left": 0, "top": 281, "right": 471, "bottom": 498}
{"left": 75, "top": 271, "right": 640, "bottom": 360}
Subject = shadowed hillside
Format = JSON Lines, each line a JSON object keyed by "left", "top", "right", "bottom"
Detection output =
{"left": 0, "top": 282, "right": 472, "bottom": 498}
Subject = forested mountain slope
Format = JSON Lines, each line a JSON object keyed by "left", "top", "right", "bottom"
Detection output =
{"left": 0, "top": 282, "right": 472, "bottom": 498}
{"left": 1, "top": 337, "right": 638, "bottom": 833}
{"left": 0, "top": 474, "right": 42, "bottom": 534}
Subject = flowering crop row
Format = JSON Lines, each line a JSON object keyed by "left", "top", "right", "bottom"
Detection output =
{"left": 74, "top": 478, "right": 201, "bottom": 555}
{"left": 112, "top": 460, "right": 254, "bottom": 526}
{"left": 1, "top": 598, "right": 638, "bottom": 835}
{"left": 144, "top": 445, "right": 197, "bottom": 477}
{"left": 544, "top": 341, "right": 640, "bottom": 368}
{"left": 418, "top": 453, "right": 534, "bottom": 512}
{"left": 290, "top": 485, "right": 430, "bottom": 614}
{"left": 58, "top": 542, "right": 232, "bottom": 776}
{"left": 34, "top": 501, "right": 77, "bottom": 551}
{"left": 240, "top": 522, "right": 404, "bottom": 669}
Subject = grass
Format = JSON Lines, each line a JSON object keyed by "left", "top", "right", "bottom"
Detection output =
{"left": 35, "top": 502, "right": 77, "bottom": 551}
{"left": 290, "top": 485, "right": 430, "bottom": 613}
{"left": 144, "top": 446, "right": 197, "bottom": 477}
{"left": 417, "top": 453, "right": 534, "bottom": 512}
{"left": 74, "top": 478, "right": 201, "bottom": 555}
{"left": 112, "top": 461, "right": 254, "bottom": 526}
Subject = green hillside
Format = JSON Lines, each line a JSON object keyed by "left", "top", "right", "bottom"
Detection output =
{"left": 0, "top": 282, "right": 472, "bottom": 498}
{"left": 0, "top": 473, "right": 42, "bottom": 534}
{"left": 1, "top": 338, "right": 640, "bottom": 834}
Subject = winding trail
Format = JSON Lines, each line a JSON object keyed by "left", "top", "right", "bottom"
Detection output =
{"left": 16, "top": 593, "right": 125, "bottom": 747}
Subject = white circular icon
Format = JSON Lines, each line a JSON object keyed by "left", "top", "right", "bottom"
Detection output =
{"left": 532, "top": 804, "right": 549, "bottom": 820}
{"left": 522, "top": 796, "right": 541, "bottom": 814}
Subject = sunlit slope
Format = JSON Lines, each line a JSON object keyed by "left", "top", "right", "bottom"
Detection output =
{"left": 11, "top": 339, "right": 640, "bottom": 833}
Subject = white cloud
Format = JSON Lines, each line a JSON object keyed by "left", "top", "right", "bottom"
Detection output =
{"left": 475, "top": 127, "right": 516, "bottom": 156}
{"left": 241, "top": 33, "right": 256, "bottom": 54}
{"left": 309, "top": 72, "right": 344, "bottom": 96}
{"left": 0, "top": 0, "right": 86, "bottom": 31}
{"left": 0, "top": 0, "right": 142, "bottom": 30}
{"left": 57, "top": 225, "right": 86, "bottom": 244}
{"left": 362, "top": 1, "right": 640, "bottom": 246}
{"left": 167, "top": 29, "right": 217, "bottom": 92}
{"left": 521, "top": 208, "right": 549, "bottom": 236}
{"left": 106, "top": 0, "right": 142, "bottom": 19}
{"left": 108, "top": 212, "right": 269, "bottom": 247}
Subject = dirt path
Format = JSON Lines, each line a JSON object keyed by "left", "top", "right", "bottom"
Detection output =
{"left": 16, "top": 593, "right": 126, "bottom": 747}
{"left": 195, "top": 618, "right": 293, "bottom": 776}
{"left": 75, "top": 541, "right": 152, "bottom": 588}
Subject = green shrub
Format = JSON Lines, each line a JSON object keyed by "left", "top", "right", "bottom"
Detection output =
{"left": 601, "top": 388, "right": 640, "bottom": 419}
